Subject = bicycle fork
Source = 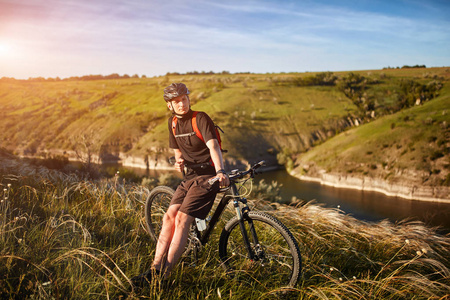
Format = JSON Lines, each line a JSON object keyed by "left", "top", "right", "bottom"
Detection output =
{"left": 230, "top": 185, "right": 261, "bottom": 261}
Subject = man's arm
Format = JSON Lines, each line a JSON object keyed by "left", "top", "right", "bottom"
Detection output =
{"left": 206, "top": 139, "right": 229, "bottom": 187}
{"left": 173, "top": 148, "right": 184, "bottom": 173}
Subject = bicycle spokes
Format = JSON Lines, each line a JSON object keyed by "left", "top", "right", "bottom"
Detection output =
{"left": 219, "top": 211, "right": 301, "bottom": 287}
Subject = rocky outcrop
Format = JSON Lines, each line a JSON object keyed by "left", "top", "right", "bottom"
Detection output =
{"left": 292, "top": 170, "right": 450, "bottom": 203}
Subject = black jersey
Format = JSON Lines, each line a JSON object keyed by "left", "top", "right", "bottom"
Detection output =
{"left": 168, "top": 110, "right": 217, "bottom": 177}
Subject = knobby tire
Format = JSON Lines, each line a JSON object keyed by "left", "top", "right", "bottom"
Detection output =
{"left": 218, "top": 211, "right": 302, "bottom": 288}
{"left": 144, "top": 185, "right": 175, "bottom": 243}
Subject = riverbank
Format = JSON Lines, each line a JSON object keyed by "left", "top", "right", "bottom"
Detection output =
{"left": 291, "top": 169, "right": 450, "bottom": 203}
{"left": 14, "top": 148, "right": 450, "bottom": 204}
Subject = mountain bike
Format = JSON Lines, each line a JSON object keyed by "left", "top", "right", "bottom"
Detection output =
{"left": 143, "top": 161, "right": 302, "bottom": 288}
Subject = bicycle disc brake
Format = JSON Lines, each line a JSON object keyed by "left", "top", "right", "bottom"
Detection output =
{"left": 253, "top": 244, "right": 267, "bottom": 265}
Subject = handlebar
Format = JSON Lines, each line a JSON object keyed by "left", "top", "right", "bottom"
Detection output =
{"left": 208, "top": 160, "right": 266, "bottom": 185}
{"left": 230, "top": 160, "right": 265, "bottom": 179}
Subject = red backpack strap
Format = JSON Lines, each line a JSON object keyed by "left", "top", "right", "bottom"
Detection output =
{"left": 191, "top": 111, "right": 204, "bottom": 143}
{"left": 171, "top": 116, "right": 178, "bottom": 137}
{"left": 192, "top": 111, "right": 214, "bottom": 166}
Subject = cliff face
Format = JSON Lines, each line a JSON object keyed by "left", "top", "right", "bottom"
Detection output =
{"left": 291, "top": 168, "right": 450, "bottom": 203}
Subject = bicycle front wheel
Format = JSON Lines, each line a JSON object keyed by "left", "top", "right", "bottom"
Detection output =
{"left": 219, "top": 211, "right": 301, "bottom": 288}
{"left": 144, "top": 186, "right": 175, "bottom": 243}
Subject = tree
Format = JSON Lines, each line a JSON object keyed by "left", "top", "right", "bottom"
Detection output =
{"left": 71, "top": 129, "right": 101, "bottom": 177}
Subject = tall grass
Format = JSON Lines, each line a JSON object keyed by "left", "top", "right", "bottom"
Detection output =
{"left": 1, "top": 155, "right": 449, "bottom": 299}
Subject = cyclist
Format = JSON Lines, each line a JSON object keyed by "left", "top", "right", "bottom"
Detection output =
{"left": 132, "top": 83, "right": 229, "bottom": 286}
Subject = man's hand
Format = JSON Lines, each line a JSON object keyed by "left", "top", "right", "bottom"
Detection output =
{"left": 217, "top": 172, "right": 229, "bottom": 188}
{"left": 174, "top": 158, "right": 184, "bottom": 173}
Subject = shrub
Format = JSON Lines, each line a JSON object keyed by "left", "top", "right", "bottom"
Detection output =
{"left": 277, "top": 148, "right": 294, "bottom": 172}
{"left": 105, "top": 167, "right": 142, "bottom": 183}
{"left": 250, "top": 179, "right": 283, "bottom": 203}
{"left": 430, "top": 150, "right": 444, "bottom": 161}
{"left": 158, "top": 173, "right": 182, "bottom": 189}
{"left": 141, "top": 177, "right": 158, "bottom": 189}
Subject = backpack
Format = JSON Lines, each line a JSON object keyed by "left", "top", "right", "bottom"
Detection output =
{"left": 171, "top": 111, "right": 226, "bottom": 153}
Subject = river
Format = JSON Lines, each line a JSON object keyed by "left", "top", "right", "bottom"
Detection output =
{"left": 256, "top": 169, "right": 450, "bottom": 233}
{"left": 111, "top": 165, "right": 450, "bottom": 233}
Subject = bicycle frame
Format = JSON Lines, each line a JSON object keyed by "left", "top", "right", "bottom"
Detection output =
{"left": 194, "top": 172, "right": 260, "bottom": 261}
{"left": 195, "top": 184, "right": 237, "bottom": 245}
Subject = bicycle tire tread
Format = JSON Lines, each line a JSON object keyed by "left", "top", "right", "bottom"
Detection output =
{"left": 144, "top": 186, "right": 175, "bottom": 242}
{"left": 218, "top": 211, "right": 302, "bottom": 287}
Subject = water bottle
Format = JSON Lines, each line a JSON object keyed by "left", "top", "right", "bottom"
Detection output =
{"left": 195, "top": 218, "right": 206, "bottom": 231}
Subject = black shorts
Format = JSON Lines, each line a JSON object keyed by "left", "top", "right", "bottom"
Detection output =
{"left": 170, "top": 175, "right": 220, "bottom": 219}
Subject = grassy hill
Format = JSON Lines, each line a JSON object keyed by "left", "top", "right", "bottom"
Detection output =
{"left": 0, "top": 67, "right": 449, "bottom": 195}
{"left": 0, "top": 72, "right": 359, "bottom": 163}
{"left": 293, "top": 83, "right": 450, "bottom": 199}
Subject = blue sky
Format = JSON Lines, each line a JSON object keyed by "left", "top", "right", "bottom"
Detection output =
{"left": 0, "top": 0, "right": 449, "bottom": 79}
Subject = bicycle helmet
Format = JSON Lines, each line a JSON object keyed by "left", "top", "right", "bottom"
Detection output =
{"left": 163, "top": 83, "right": 190, "bottom": 102}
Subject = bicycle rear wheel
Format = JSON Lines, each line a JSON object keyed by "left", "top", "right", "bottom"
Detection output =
{"left": 144, "top": 186, "right": 175, "bottom": 243}
{"left": 219, "top": 211, "right": 301, "bottom": 288}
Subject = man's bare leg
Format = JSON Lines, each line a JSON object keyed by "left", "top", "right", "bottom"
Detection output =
{"left": 152, "top": 204, "right": 181, "bottom": 271}
{"left": 161, "top": 211, "right": 194, "bottom": 276}
{"left": 130, "top": 205, "right": 182, "bottom": 289}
